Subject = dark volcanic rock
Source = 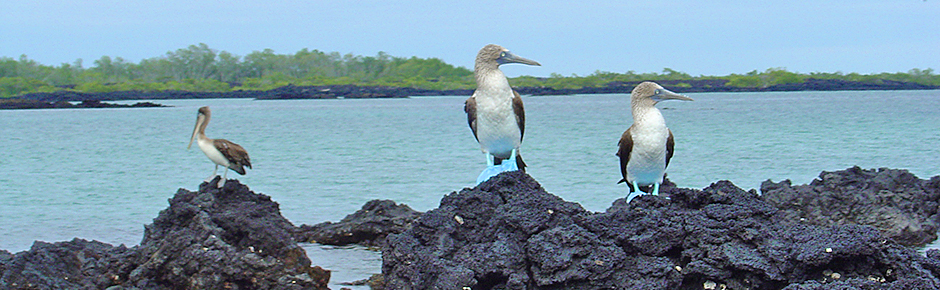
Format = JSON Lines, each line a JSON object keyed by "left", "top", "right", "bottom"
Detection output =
{"left": 15, "top": 78, "right": 940, "bottom": 103}
{"left": 383, "top": 171, "right": 589, "bottom": 289}
{"left": 383, "top": 171, "right": 940, "bottom": 289}
{"left": 0, "top": 98, "right": 167, "bottom": 110}
{"left": 0, "top": 239, "right": 135, "bottom": 289}
{"left": 296, "top": 199, "right": 421, "bottom": 247}
{"left": 761, "top": 166, "right": 940, "bottom": 246}
{"left": 0, "top": 177, "right": 331, "bottom": 289}
{"left": 121, "top": 177, "right": 329, "bottom": 289}
{"left": 764, "top": 78, "right": 940, "bottom": 91}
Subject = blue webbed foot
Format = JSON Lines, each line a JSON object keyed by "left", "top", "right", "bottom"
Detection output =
{"left": 476, "top": 162, "right": 520, "bottom": 184}
{"left": 625, "top": 181, "right": 643, "bottom": 202}
{"left": 624, "top": 182, "right": 666, "bottom": 202}
{"left": 625, "top": 191, "right": 641, "bottom": 203}
{"left": 476, "top": 151, "right": 521, "bottom": 184}
{"left": 625, "top": 181, "right": 665, "bottom": 202}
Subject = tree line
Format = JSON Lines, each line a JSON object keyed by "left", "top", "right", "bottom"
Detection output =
{"left": 2, "top": 43, "right": 938, "bottom": 98}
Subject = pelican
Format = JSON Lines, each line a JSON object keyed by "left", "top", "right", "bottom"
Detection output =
{"left": 188, "top": 106, "right": 251, "bottom": 187}
{"left": 465, "top": 44, "right": 540, "bottom": 183}
{"left": 617, "top": 81, "right": 693, "bottom": 197}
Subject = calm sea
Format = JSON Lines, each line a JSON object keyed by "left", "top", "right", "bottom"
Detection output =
{"left": 2, "top": 90, "right": 939, "bottom": 288}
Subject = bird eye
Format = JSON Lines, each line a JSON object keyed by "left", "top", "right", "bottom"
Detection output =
{"left": 654, "top": 89, "right": 662, "bottom": 95}
{"left": 500, "top": 52, "right": 507, "bottom": 58}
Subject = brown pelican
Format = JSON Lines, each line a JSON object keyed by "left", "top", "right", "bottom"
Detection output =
{"left": 188, "top": 106, "right": 251, "bottom": 187}
{"left": 465, "top": 44, "right": 540, "bottom": 183}
{"left": 617, "top": 81, "right": 693, "bottom": 196}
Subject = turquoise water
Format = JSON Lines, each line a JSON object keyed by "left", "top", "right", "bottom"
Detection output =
{"left": 2, "top": 91, "right": 939, "bottom": 287}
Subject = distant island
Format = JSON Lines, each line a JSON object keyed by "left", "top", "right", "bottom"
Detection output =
{"left": 6, "top": 77, "right": 936, "bottom": 105}
{"left": 2, "top": 43, "right": 938, "bottom": 105}
{"left": 0, "top": 99, "right": 166, "bottom": 110}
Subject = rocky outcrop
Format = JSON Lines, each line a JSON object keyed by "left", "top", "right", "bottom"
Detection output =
{"left": 296, "top": 199, "right": 421, "bottom": 247}
{"left": 383, "top": 171, "right": 940, "bottom": 289}
{"left": 0, "top": 177, "right": 331, "bottom": 290}
{"left": 761, "top": 166, "right": 940, "bottom": 246}
{"left": 0, "top": 239, "right": 135, "bottom": 289}
{"left": 6, "top": 168, "right": 940, "bottom": 289}
{"left": 121, "top": 177, "right": 329, "bottom": 289}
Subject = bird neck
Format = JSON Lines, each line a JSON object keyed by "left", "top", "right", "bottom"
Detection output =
{"left": 196, "top": 130, "right": 209, "bottom": 141}
{"left": 475, "top": 67, "right": 512, "bottom": 97}
{"left": 195, "top": 115, "right": 211, "bottom": 140}
{"left": 631, "top": 105, "right": 665, "bottom": 128}
{"left": 475, "top": 61, "right": 503, "bottom": 83}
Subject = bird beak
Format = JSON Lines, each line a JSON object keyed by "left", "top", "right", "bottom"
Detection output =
{"left": 497, "top": 51, "right": 541, "bottom": 66}
{"left": 188, "top": 114, "right": 203, "bottom": 149}
{"left": 651, "top": 88, "right": 694, "bottom": 102}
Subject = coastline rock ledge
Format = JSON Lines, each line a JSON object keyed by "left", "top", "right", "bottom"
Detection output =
{"left": 0, "top": 177, "right": 329, "bottom": 290}
{"left": 383, "top": 171, "right": 940, "bottom": 289}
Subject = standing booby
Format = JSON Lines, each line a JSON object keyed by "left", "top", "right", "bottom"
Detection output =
{"left": 464, "top": 44, "right": 540, "bottom": 183}
{"left": 188, "top": 106, "right": 251, "bottom": 187}
{"left": 617, "top": 81, "right": 693, "bottom": 196}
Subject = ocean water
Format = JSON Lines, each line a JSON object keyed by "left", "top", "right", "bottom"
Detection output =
{"left": 2, "top": 90, "right": 939, "bottom": 288}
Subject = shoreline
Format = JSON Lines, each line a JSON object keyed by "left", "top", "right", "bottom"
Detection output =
{"left": 0, "top": 99, "right": 168, "bottom": 110}
{"left": 7, "top": 78, "right": 938, "bottom": 105}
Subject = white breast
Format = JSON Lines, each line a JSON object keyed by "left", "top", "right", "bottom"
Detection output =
{"left": 626, "top": 109, "right": 669, "bottom": 185}
{"left": 473, "top": 73, "right": 521, "bottom": 158}
{"left": 197, "top": 137, "right": 231, "bottom": 168}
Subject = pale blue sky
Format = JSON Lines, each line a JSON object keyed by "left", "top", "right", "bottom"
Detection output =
{"left": 2, "top": 0, "right": 937, "bottom": 77}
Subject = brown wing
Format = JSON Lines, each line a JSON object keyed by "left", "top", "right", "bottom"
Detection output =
{"left": 665, "top": 129, "right": 675, "bottom": 169}
{"left": 214, "top": 139, "right": 251, "bottom": 174}
{"left": 616, "top": 127, "right": 633, "bottom": 184}
{"left": 464, "top": 96, "right": 478, "bottom": 142}
{"left": 512, "top": 90, "right": 525, "bottom": 141}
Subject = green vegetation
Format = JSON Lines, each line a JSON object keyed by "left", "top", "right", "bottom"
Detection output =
{"left": 1, "top": 43, "right": 938, "bottom": 98}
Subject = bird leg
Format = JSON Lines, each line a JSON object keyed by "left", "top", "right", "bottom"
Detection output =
{"left": 651, "top": 182, "right": 661, "bottom": 196}
{"left": 631, "top": 181, "right": 644, "bottom": 194}
{"left": 506, "top": 149, "right": 519, "bottom": 171}
{"left": 218, "top": 168, "right": 229, "bottom": 188}
{"left": 477, "top": 150, "right": 517, "bottom": 184}
{"left": 205, "top": 165, "right": 220, "bottom": 182}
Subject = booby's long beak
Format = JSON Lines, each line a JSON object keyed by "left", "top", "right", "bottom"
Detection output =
{"left": 651, "top": 88, "right": 694, "bottom": 102}
{"left": 497, "top": 51, "right": 541, "bottom": 66}
{"left": 188, "top": 114, "right": 203, "bottom": 149}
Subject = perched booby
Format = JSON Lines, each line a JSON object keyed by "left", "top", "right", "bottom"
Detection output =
{"left": 188, "top": 106, "right": 251, "bottom": 187}
{"left": 617, "top": 81, "right": 693, "bottom": 196}
{"left": 464, "top": 44, "right": 540, "bottom": 183}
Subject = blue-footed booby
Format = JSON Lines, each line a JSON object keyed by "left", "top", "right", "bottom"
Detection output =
{"left": 617, "top": 81, "right": 693, "bottom": 197}
{"left": 464, "top": 44, "right": 540, "bottom": 183}
{"left": 188, "top": 106, "right": 251, "bottom": 187}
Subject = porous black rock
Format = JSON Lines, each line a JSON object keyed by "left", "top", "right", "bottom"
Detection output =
{"left": 0, "top": 238, "right": 135, "bottom": 289}
{"left": 296, "top": 199, "right": 421, "bottom": 247}
{"left": 122, "top": 177, "right": 329, "bottom": 289}
{"left": 383, "top": 171, "right": 588, "bottom": 289}
{"left": 761, "top": 166, "right": 940, "bottom": 246}
{"left": 383, "top": 171, "right": 940, "bottom": 289}
{"left": 0, "top": 177, "right": 331, "bottom": 290}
